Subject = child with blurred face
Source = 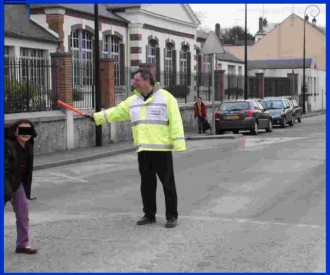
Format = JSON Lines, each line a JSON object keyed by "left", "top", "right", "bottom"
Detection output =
{"left": 4, "top": 119, "right": 38, "bottom": 254}
{"left": 15, "top": 122, "right": 33, "bottom": 147}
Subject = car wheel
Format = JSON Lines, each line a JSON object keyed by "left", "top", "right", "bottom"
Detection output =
{"left": 233, "top": 130, "right": 239, "bottom": 134}
{"left": 289, "top": 116, "right": 294, "bottom": 126}
{"left": 250, "top": 121, "right": 258, "bottom": 135}
{"left": 298, "top": 117, "right": 302, "bottom": 123}
{"left": 281, "top": 117, "right": 286, "bottom": 128}
{"left": 265, "top": 119, "right": 273, "bottom": 132}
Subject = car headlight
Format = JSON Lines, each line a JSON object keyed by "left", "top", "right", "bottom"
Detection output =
{"left": 272, "top": 114, "right": 281, "bottom": 118}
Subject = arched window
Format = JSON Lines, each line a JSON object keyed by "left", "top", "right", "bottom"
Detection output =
{"left": 180, "top": 45, "right": 189, "bottom": 85}
{"left": 147, "top": 39, "right": 157, "bottom": 65}
{"left": 102, "top": 35, "right": 121, "bottom": 86}
{"left": 164, "top": 43, "right": 174, "bottom": 87}
{"left": 69, "top": 30, "right": 94, "bottom": 86}
{"left": 202, "top": 54, "right": 211, "bottom": 87}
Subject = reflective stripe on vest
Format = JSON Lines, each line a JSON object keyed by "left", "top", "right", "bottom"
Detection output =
{"left": 132, "top": 120, "right": 169, "bottom": 126}
{"left": 130, "top": 102, "right": 167, "bottom": 109}
{"left": 138, "top": 143, "right": 173, "bottom": 149}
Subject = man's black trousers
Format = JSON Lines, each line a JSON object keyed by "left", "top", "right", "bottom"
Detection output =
{"left": 137, "top": 151, "right": 178, "bottom": 220}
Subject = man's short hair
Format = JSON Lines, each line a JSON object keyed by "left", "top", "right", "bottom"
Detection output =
{"left": 134, "top": 68, "right": 155, "bottom": 86}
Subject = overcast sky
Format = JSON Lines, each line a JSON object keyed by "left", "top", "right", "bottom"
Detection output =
{"left": 189, "top": 4, "right": 326, "bottom": 35}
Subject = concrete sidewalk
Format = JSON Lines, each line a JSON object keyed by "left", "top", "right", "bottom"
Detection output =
{"left": 33, "top": 110, "right": 325, "bottom": 170}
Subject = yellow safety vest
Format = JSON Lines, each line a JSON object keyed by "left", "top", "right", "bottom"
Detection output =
{"left": 93, "top": 83, "right": 186, "bottom": 152}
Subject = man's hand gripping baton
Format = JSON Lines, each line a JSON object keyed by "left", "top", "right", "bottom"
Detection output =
{"left": 57, "top": 100, "right": 94, "bottom": 121}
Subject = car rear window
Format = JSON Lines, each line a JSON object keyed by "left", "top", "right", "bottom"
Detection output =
{"left": 220, "top": 102, "right": 250, "bottom": 111}
{"left": 263, "top": 100, "right": 284, "bottom": 109}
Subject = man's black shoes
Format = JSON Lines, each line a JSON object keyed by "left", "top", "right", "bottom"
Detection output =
{"left": 165, "top": 218, "right": 177, "bottom": 228}
{"left": 136, "top": 216, "right": 156, "bottom": 225}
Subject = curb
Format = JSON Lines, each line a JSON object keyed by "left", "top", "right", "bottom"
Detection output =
{"left": 186, "top": 134, "right": 243, "bottom": 140}
{"left": 34, "top": 147, "right": 136, "bottom": 171}
{"left": 301, "top": 112, "right": 325, "bottom": 118}
{"left": 34, "top": 135, "right": 240, "bottom": 170}
{"left": 34, "top": 113, "right": 324, "bottom": 171}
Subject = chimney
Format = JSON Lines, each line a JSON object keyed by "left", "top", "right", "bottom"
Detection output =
{"left": 215, "top": 23, "right": 220, "bottom": 38}
{"left": 263, "top": 18, "right": 268, "bottom": 27}
{"left": 215, "top": 23, "right": 224, "bottom": 44}
{"left": 259, "top": 17, "right": 263, "bottom": 32}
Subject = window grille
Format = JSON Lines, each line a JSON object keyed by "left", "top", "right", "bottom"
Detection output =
{"left": 180, "top": 45, "right": 188, "bottom": 85}
{"left": 20, "top": 48, "right": 45, "bottom": 87}
{"left": 147, "top": 40, "right": 157, "bottom": 65}
{"left": 69, "top": 30, "right": 94, "bottom": 86}
{"left": 102, "top": 35, "right": 121, "bottom": 85}
{"left": 164, "top": 43, "right": 173, "bottom": 87}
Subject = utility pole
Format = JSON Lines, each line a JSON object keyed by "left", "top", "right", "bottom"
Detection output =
{"left": 244, "top": 4, "right": 248, "bottom": 100}
{"left": 94, "top": 4, "right": 102, "bottom": 146}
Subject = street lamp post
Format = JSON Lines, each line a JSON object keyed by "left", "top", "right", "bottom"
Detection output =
{"left": 302, "top": 4, "right": 319, "bottom": 114}
{"left": 244, "top": 4, "right": 248, "bottom": 100}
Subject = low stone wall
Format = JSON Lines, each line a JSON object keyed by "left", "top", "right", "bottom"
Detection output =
{"left": 4, "top": 102, "right": 221, "bottom": 155}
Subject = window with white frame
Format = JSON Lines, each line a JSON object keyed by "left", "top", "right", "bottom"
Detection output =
{"left": 147, "top": 39, "right": 157, "bottom": 65}
{"left": 69, "top": 30, "right": 94, "bottom": 86}
{"left": 228, "top": 65, "right": 235, "bottom": 75}
{"left": 314, "top": 77, "right": 317, "bottom": 100}
{"left": 4, "top": 46, "right": 11, "bottom": 77}
{"left": 180, "top": 45, "right": 188, "bottom": 85}
{"left": 202, "top": 54, "right": 211, "bottom": 86}
{"left": 5, "top": 46, "right": 10, "bottom": 58}
{"left": 164, "top": 43, "right": 174, "bottom": 87}
{"left": 102, "top": 35, "right": 121, "bottom": 86}
{"left": 20, "top": 48, "right": 45, "bottom": 86}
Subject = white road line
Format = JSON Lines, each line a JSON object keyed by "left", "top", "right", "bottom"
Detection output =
{"left": 48, "top": 172, "right": 89, "bottom": 183}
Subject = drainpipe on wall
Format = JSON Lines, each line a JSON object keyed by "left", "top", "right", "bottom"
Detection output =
{"left": 126, "top": 22, "right": 131, "bottom": 98}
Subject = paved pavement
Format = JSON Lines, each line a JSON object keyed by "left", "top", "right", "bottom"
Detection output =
{"left": 4, "top": 110, "right": 325, "bottom": 272}
{"left": 33, "top": 110, "right": 325, "bottom": 170}
{"left": 34, "top": 130, "right": 241, "bottom": 170}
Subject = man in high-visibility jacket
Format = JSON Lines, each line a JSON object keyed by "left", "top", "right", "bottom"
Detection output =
{"left": 92, "top": 68, "right": 186, "bottom": 228}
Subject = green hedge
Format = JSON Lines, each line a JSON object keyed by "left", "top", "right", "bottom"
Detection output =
{"left": 5, "top": 78, "right": 41, "bottom": 112}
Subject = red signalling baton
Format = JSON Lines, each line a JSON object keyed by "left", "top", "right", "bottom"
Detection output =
{"left": 57, "top": 100, "right": 94, "bottom": 121}
{"left": 57, "top": 100, "right": 85, "bottom": 116}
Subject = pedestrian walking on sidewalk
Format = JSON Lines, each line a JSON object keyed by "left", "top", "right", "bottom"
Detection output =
{"left": 194, "top": 96, "right": 207, "bottom": 133}
{"left": 4, "top": 119, "right": 38, "bottom": 254}
{"left": 90, "top": 68, "right": 186, "bottom": 228}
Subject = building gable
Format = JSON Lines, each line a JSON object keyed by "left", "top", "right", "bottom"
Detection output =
{"left": 5, "top": 4, "right": 59, "bottom": 43}
{"left": 140, "top": 4, "right": 200, "bottom": 26}
{"left": 249, "top": 13, "right": 325, "bottom": 70}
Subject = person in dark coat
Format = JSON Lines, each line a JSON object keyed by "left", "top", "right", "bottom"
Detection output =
{"left": 4, "top": 119, "right": 38, "bottom": 254}
{"left": 194, "top": 96, "right": 207, "bottom": 133}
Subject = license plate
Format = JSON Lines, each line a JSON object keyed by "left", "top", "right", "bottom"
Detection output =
{"left": 226, "top": 115, "right": 240, "bottom": 120}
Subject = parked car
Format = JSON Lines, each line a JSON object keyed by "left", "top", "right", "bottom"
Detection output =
{"left": 262, "top": 97, "right": 294, "bottom": 128}
{"left": 214, "top": 99, "right": 272, "bottom": 135}
{"left": 284, "top": 96, "right": 302, "bottom": 123}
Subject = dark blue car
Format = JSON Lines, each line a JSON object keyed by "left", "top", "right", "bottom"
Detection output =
{"left": 262, "top": 97, "right": 294, "bottom": 128}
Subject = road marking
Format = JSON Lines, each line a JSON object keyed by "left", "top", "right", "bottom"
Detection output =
{"left": 48, "top": 172, "right": 89, "bottom": 183}
{"left": 242, "top": 137, "right": 306, "bottom": 149}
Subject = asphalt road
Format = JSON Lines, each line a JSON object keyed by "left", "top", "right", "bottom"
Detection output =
{"left": 4, "top": 115, "right": 325, "bottom": 272}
